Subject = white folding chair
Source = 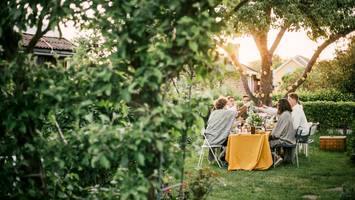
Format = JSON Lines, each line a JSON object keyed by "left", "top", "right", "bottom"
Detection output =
{"left": 196, "top": 129, "right": 223, "bottom": 169}
{"left": 299, "top": 122, "right": 319, "bottom": 157}
{"left": 309, "top": 122, "right": 319, "bottom": 135}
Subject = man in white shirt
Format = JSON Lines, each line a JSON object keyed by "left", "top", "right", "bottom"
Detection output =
{"left": 288, "top": 93, "right": 309, "bottom": 135}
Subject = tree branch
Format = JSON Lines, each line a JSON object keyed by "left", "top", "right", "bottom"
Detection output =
{"left": 25, "top": 9, "right": 46, "bottom": 53}
{"left": 233, "top": 0, "right": 250, "bottom": 13}
{"left": 171, "top": 78, "right": 180, "bottom": 95}
{"left": 57, "top": 24, "right": 63, "bottom": 39}
{"left": 217, "top": 42, "right": 259, "bottom": 103}
{"left": 26, "top": 21, "right": 52, "bottom": 53}
{"left": 225, "top": 0, "right": 251, "bottom": 19}
{"left": 53, "top": 116, "right": 68, "bottom": 144}
{"left": 269, "top": 24, "right": 289, "bottom": 56}
{"left": 286, "top": 33, "right": 346, "bottom": 94}
{"left": 25, "top": 3, "right": 59, "bottom": 53}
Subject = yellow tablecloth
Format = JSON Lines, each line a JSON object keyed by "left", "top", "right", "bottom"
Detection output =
{"left": 225, "top": 133, "right": 273, "bottom": 171}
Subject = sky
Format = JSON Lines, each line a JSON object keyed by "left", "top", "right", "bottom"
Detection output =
{"left": 27, "top": 23, "right": 349, "bottom": 65}
{"left": 236, "top": 29, "right": 349, "bottom": 64}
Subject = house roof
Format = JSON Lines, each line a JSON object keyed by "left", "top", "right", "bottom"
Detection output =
{"left": 294, "top": 55, "right": 309, "bottom": 66}
{"left": 22, "top": 33, "right": 74, "bottom": 52}
{"left": 244, "top": 64, "right": 258, "bottom": 74}
{"left": 246, "top": 63, "right": 261, "bottom": 72}
{"left": 274, "top": 55, "right": 309, "bottom": 74}
{"left": 224, "top": 62, "right": 259, "bottom": 76}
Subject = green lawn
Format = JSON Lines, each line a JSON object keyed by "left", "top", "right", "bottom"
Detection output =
{"left": 185, "top": 133, "right": 355, "bottom": 200}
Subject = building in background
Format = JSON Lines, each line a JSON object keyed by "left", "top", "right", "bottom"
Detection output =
{"left": 220, "top": 60, "right": 260, "bottom": 96}
{"left": 273, "top": 55, "right": 309, "bottom": 90}
{"left": 22, "top": 33, "right": 74, "bottom": 66}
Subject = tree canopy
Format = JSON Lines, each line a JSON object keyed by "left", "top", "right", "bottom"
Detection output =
{"left": 280, "top": 37, "right": 355, "bottom": 94}
{"left": 0, "top": 0, "right": 354, "bottom": 198}
{"left": 220, "top": 0, "right": 355, "bottom": 105}
{"left": 0, "top": 0, "right": 225, "bottom": 199}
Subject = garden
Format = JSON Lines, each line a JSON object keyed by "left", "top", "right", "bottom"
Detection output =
{"left": 0, "top": 0, "right": 354, "bottom": 199}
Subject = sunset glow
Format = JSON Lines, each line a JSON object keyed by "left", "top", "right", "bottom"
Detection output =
{"left": 29, "top": 24, "right": 350, "bottom": 66}
{"left": 236, "top": 29, "right": 349, "bottom": 64}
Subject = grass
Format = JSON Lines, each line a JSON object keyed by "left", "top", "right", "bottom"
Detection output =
{"left": 184, "top": 132, "right": 355, "bottom": 200}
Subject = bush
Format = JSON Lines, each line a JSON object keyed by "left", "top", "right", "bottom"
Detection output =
{"left": 272, "top": 89, "right": 354, "bottom": 102}
{"left": 0, "top": 0, "right": 224, "bottom": 198}
{"left": 349, "top": 122, "right": 355, "bottom": 163}
{"left": 341, "top": 182, "right": 355, "bottom": 200}
{"left": 188, "top": 168, "right": 219, "bottom": 200}
{"left": 302, "top": 101, "right": 355, "bottom": 129}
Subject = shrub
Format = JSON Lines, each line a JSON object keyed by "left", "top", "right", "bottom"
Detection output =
{"left": 349, "top": 122, "right": 355, "bottom": 163}
{"left": 341, "top": 182, "right": 355, "bottom": 200}
{"left": 187, "top": 168, "right": 220, "bottom": 200}
{"left": 302, "top": 101, "right": 355, "bottom": 129}
{"left": 0, "top": 0, "right": 222, "bottom": 198}
{"left": 272, "top": 89, "right": 354, "bottom": 102}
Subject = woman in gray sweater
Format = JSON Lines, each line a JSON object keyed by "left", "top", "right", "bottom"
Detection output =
{"left": 269, "top": 98, "right": 296, "bottom": 148}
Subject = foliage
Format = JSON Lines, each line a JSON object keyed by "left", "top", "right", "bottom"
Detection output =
{"left": 246, "top": 106, "right": 263, "bottom": 127}
{"left": 349, "top": 122, "right": 355, "bottom": 163}
{"left": 0, "top": 0, "right": 225, "bottom": 199}
{"left": 71, "top": 31, "right": 107, "bottom": 67}
{"left": 279, "top": 68, "right": 321, "bottom": 91}
{"left": 222, "top": 0, "right": 355, "bottom": 104}
{"left": 161, "top": 168, "right": 220, "bottom": 200}
{"left": 302, "top": 101, "right": 355, "bottom": 129}
{"left": 272, "top": 89, "right": 354, "bottom": 102}
{"left": 279, "top": 37, "right": 355, "bottom": 94}
{"left": 341, "top": 182, "right": 355, "bottom": 200}
{"left": 315, "top": 37, "right": 355, "bottom": 94}
{"left": 188, "top": 168, "right": 220, "bottom": 200}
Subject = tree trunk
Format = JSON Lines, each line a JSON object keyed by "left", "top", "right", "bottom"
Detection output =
{"left": 231, "top": 55, "right": 259, "bottom": 104}
{"left": 216, "top": 41, "right": 259, "bottom": 103}
{"left": 253, "top": 33, "right": 273, "bottom": 106}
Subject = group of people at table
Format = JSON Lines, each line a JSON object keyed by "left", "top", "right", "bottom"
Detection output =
{"left": 204, "top": 93, "right": 309, "bottom": 168}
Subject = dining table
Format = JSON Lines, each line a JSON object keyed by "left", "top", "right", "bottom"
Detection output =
{"left": 225, "top": 132, "right": 273, "bottom": 171}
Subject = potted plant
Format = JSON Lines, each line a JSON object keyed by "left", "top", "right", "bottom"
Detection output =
{"left": 246, "top": 107, "right": 263, "bottom": 134}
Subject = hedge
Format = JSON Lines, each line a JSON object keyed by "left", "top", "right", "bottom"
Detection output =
{"left": 272, "top": 89, "right": 354, "bottom": 102}
{"left": 234, "top": 101, "right": 354, "bottom": 129}
{"left": 303, "top": 101, "right": 355, "bottom": 129}
{"left": 233, "top": 100, "right": 354, "bottom": 129}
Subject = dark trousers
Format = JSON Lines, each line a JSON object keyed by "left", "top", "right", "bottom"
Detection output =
{"left": 208, "top": 139, "right": 228, "bottom": 162}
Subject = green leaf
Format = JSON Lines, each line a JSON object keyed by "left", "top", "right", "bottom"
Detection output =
{"left": 100, "top": 156, "right": 111, "bottom": 169}
{"left": 137, "top": 153, "right": 145, "bottom": 166}
{"left": 156, "top": 141, "right": 164, "bottom": 151}
{"left": 188, "top": 41, "right": 198, "bottom": 52}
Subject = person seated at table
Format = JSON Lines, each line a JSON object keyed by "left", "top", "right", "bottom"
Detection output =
{"left": 288, "top": 93, "right": 309, "bottom": 135}
{"left": 269, "top": 98, "right": 296, "bottom": 166}
{"left": 236, "top": 95, "right": 252, "bottom": 123}
{"left": 205, "top": 97, "right": 237, "bottom": 162}
{"left": 226, "top": 96, "right": 237, "bottom": 111}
